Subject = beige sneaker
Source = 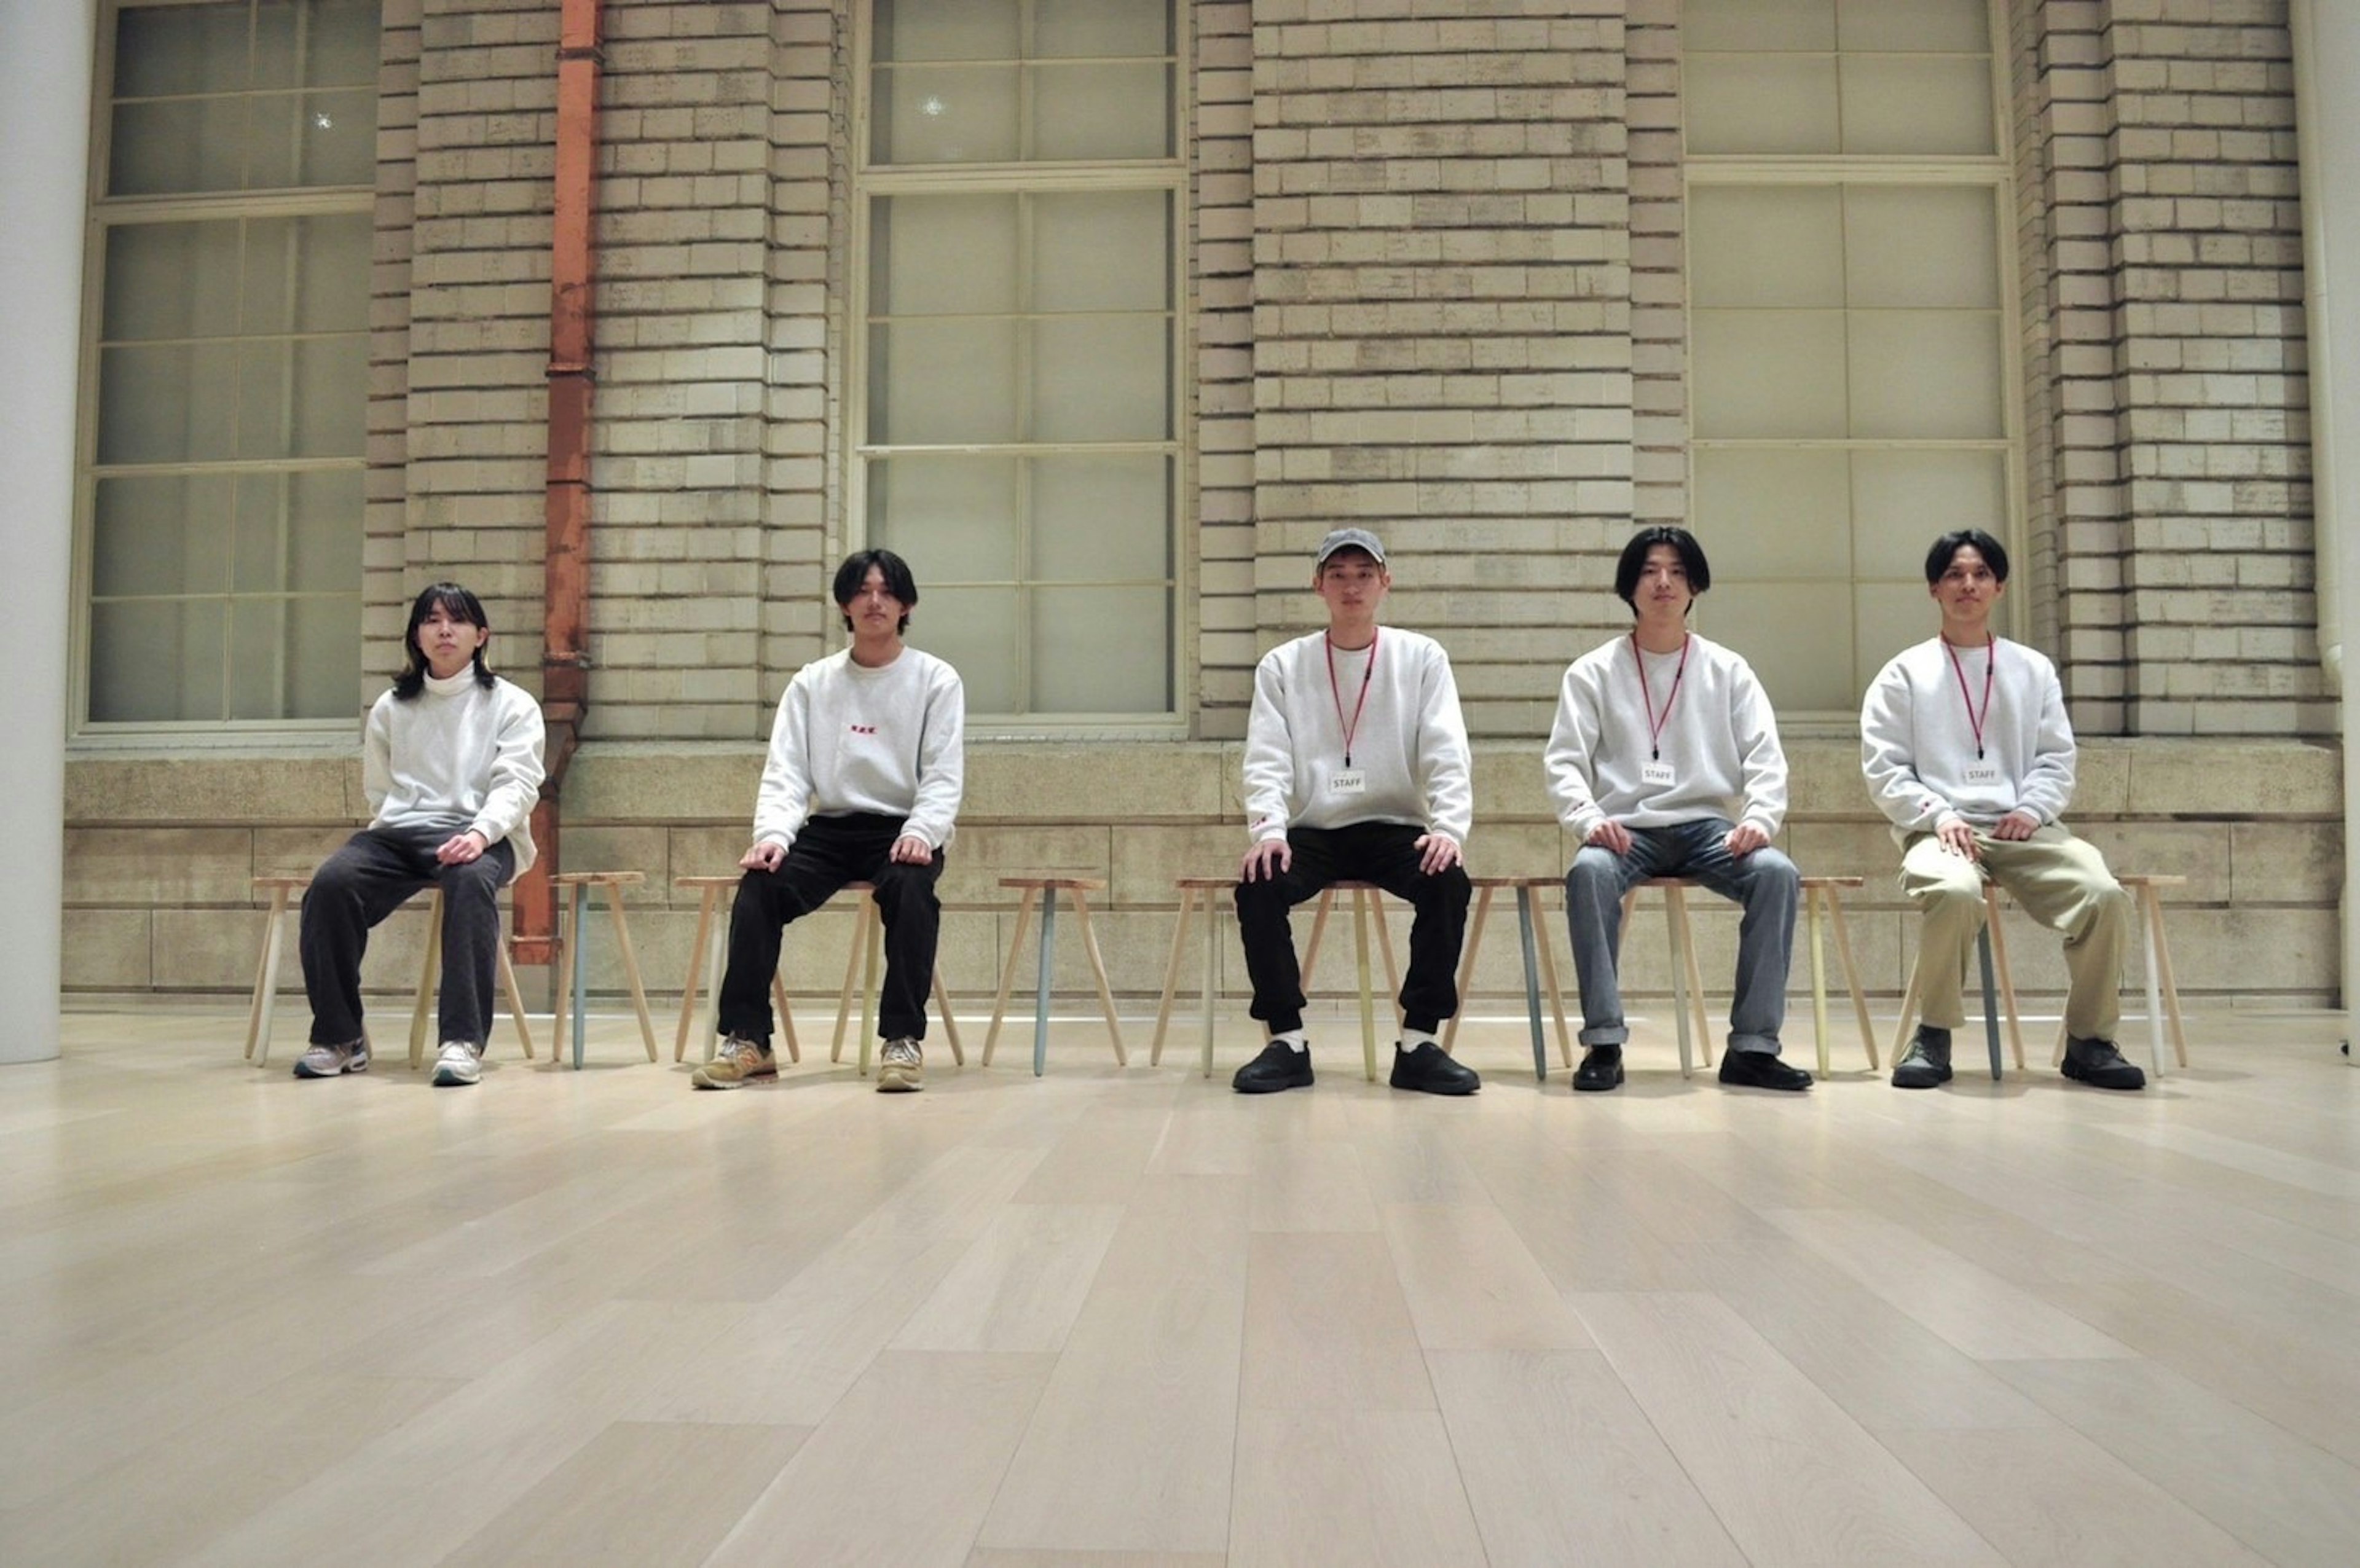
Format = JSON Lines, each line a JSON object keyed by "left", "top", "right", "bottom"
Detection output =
{"left": 876, "top": 1037, "right": 923, "bottom": 1092}
{"left": 692, "top": 1035, "right": 776, "bottom": 1091}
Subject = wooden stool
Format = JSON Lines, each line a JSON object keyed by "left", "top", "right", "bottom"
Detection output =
{"left": 1892, "top": 885, "right": 2023, "bottom": 1081}
{"left": 241, "top": 875, "right": 534, "bottom": 1068}
{"left": 551, "top": 871, "right": 659, "bottom": 1070}
{"left": 984, "top": 877, "right": 1127, "bottom": 1076}
{"left": 2045, "top": 872, "right": 2189, "bottom": 1077}
{"left": 1149, "top": 877, "right": 1235, "bottom": 1079}
{"left": 1446, "top": 876, "right": 1576, "bottom": 1082}
{"left": 1304, "top": 882, "right": 1403, "bottom": 1083}
{"left": 1800, "top": 876, "right": 1879, "bottom": 1076}
{"left": 822, "top": 882, "right": 965, "bottom": 1078}
{"left": 1619, "top": 878, "right": 1718, "bottom": 1078}
{"left": 673, "top": 874, "right": 798, "bottom": 1065}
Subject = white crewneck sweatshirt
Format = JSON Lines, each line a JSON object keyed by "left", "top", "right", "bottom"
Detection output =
{"left": 753, "top": 646, "right": 964, "bottom": 852}
{"left": 1860, "top": 634, "right": 2076, "bottom": 837}
{"left": 1241, "top": 626, "right": 1473, "bottom": 845}
{"left": 1543, "top": 632, "right": 1788, "bottom": 841}
{"left": 364, "top": 670, "right": 546, "bottom": 876}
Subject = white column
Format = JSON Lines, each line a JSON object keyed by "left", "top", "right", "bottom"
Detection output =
{"left": 0, "top": 1, "right": 95, "bottom": 1065}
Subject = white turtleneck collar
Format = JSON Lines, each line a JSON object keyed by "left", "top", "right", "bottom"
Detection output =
{"left": 423, "top": 668, "right": 477, "bottom": 697}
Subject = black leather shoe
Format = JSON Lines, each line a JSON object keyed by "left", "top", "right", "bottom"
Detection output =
{"left": 1718, "top": 1050, "right": 1812, "bottom": 1091}
{"left": 1389, "top": 1041, "right": 1480, "bottom": 1096}
{"left": 1892, "top": 1027, "right": 1953, "bottom": 1089}
{"left": 2061, "top": 1035, "right": 2146, "bottom": 1091}
{"left": 1572, "top": 1045, "right": 1624, "bottom": 1092}
{"left": 1233, "top": 1039, "right": 1314, "bottom": 1094}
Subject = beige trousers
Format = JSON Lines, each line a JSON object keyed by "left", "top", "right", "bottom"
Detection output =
{"left": 1900, "top": 824, "right": 2131, "bottom": 1039}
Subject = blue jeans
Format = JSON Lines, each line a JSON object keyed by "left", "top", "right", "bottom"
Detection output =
{"left": 1563, "top": 818, "right": 1797, "bottom": 1055}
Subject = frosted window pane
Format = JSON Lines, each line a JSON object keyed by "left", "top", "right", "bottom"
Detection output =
{"left": 1691, "top": 310, "right": 1847, "bottom": 439}
{"left": 1685, "top": 55, "right": 1838, "bottom": 155}
{"left": 1031, "top": 456, "right": 1170, "bottom": 580}
{"left": 1855, "top": 582, "right": 1936, "bottom": 694}
{"left": 98, "top": 344, "right": 240, "bottom": 464}
{"left": 93, "top": 475, "right": 235, "bottom": 597}
{"left": 911, "top": 587, "right": 1020, "bottom": 712}
{"left": 287, "top": 469, "right": 366, "bottom": 590}
{"left": 872, "top": 196, "right": 1018, "bottom": 316}
{"left": 235, "top": 343, "right": 293, "bottom": 459}
{"left": 1847, "top": 311, "right": 2002, "bottom": 439}
{"left": 1837, "top": 0, "right": 1989, "bottom": 53}
{"left": 289, "top": 337, "right": 364, "bottom": 457}
{"left": 1852, "top": 451, "right": 2006, "bottom": 578}
{"left": 296, "top": 89, "right": 377, "bottom": 185}
{"left": 115, "top": 2, "right": 249, "bottom": 96}
{"left": 1032, "top": 192, "right": 1168, "bottom": 313}
{"left": 869, "top": 320, "right": 1018, "bottom": 444}
{"left": 1685, "top": 0, "right": 1834, "bottom": 52}
{"left": 234, "top": 475, "right": 288, "bottom": 592}
{"left": 868, "top": 457, "right": 1022, "bottom": 579}
{"left": 229, "top": 597, "right": 292, "bottom": 718}
{"left": 255, "top": 0, "right": 302, "bottom": 88}
{"left": 286, "top": 595, "right": 362, "bottom": 716}
{"left": 111, "top": 98, "right": 248, "bottom": 195}
{"left": 90, "top": 600, "right": 227, "bottom": 723}
{"left": 305, "top": 0, "right": 385, "bottom": 88}
{"left": 1037, "top": 0, "right": 1172, "bottom": 58}
{"left": 874, "top": 0, "right": 1020, "bottom": 63}
{"left": 1031, "top": 588, "right": 1168, "bottom": 712}
{"left": 293, "top": 214, "right": 372, "bottom": 331}
{"left": 1844, "top": 186, "right": 1999, "bottom": 308}
{"left": 104, "top": 222, "right": 243, "bottom": 340}
{"left": 875, "top": 65, "right": 1018, "bottom": 163}
{"left": 1692, "top": 450, "right": 1850, "bottom": 579}
{"left": 1840, "top": 56, "right": 1994, "bottom": 156}
{"left": 1032, "top": 315, "right": 1168, "bottom": 442}
{"left": 1689, "top": 186, "right": 1842, "bottom": 308}
{"left": 1031, "top": 63, "right": 1171, "bottom": 161}
{"left": 1705, "top": 583, "right": 1852, "bottom": 711}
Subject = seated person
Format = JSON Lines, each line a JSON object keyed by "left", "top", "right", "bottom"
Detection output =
{"left": 295, "top": 582, "right": 545, "bottom": 1087}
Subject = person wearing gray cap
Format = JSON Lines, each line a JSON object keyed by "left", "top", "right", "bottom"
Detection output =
{"left": 1232, "top": 528, "right": 1480, "bottom": 1095}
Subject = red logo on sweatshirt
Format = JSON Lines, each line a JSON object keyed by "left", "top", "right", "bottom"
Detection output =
{"left": 849, "top": 724, "right": 878, "bottom": 735}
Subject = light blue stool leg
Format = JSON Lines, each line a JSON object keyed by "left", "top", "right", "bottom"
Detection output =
{"left": 1516, "top": 887, "right": 1548, "bottom": 1083}
{"left": 570, "top": 882, "right": 591, "bottom": 1070}
{"left": 1034, "top": 890, "right": 1057, "bottom": 1078}
{"left": 1977, "top": 928, "right": 2002, "bottom": 1081}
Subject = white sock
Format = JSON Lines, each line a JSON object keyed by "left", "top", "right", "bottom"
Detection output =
{"left": 1401, "top": 1029, "right": 1438, "bottom": 1051}
{"left": 1273, "top": 1030, "right": 1307, "bottom": 1053}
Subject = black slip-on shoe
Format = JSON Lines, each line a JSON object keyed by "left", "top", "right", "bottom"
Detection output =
{"left": 1892, "top": 1027, "right": 1953, "bottom": 1089}
{"left": 1233, "top": 1039, "right": 1315, "bottom": 1094}
{"left": 1718, "top": 1050, "right": 1812, "bottom": 1091}
{"left": 1389, "top": 1041, "right": 1480, "bottom": 1096}
{"left": 1571, "top": 1046, "right": 1624, "bottom": 1092}
{"left": 2061, "top": 1035, "right": 2146, "bottom": 1091}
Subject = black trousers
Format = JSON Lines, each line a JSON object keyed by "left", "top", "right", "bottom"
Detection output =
{"left": 1234, "top": 821, "right": 1470, "bottom": 1037}
{"left": 301, "top": 824, "right": 516, "bottom": 1048}
{"left": 717, "top": 813, "right": 945, "bottom": 1045}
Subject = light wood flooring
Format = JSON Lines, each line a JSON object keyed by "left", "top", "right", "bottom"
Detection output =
{"left": 2, "top": 1002, "right": 2357, "bottom": 1567}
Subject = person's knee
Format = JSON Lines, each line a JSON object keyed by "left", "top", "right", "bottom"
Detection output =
{"left": 1418, "top": 863, "right": 1471, "bottom": 909}
{"left": 1567, "top": 845, "right": 1619, "bottom": 894}
{"left": 1748, "top": 847, "right": 1799, "bottom": 898}
{"left": 870, "top": 861, "right": 940, "bottom": 912}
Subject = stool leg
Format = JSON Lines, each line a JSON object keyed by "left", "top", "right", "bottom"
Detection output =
{"left": 859, "top": 895, "right": 883, "bottom": 1078}
{"left": 1150, "top": 888, "right": 1196, "bottom": 1066}
{"left": 1515, "top": 886, "right": 1547, "bottom": 1083}
{"left": 1034, "top": 888, "right": 1058, "bottom": 1078}
{"left": 1977, "top": 930, "right": 2003, "bottom": 1081}
{"left": 833, "top": 900, "right": 865, "bottom": 1065}
{"left": 1809, "top": 888, "right": 1831, "bottom": 1080}
{"left": 1370, "top": 892, "right": 1403, "bottom": 1033}
{"left": 1675, "top": 888, "right": 1713, "bottom": 1068}
{"left": 1072, "top": 888, "right": 1127, "bottom": 1067}
{"left": 2139, "top": 886, "right": 2169, "bottom": 1077}
{"left": 983, "top": 888, "right": 1038, "bottom": 1067}
{"left": 702, "top": 902, "right": 727, "bottom": 1061}
{"left": 1353, "top": 887, "right": 1378, "bottom": 1082}
{"left": 773, "top": 970, "right": 801, "bottom": 1062}
{"left": 1825, "top": 890, "right": 1878, "bottom": 1070}
{"left": 411, "top": 892, "right": 444, "bottom": 1070}
{"left": 1530, "top": 890, "right": 1575, "bottom": 1068}
{"left": 934, "top": 965, "right": 964, "bottom": 1065}
{"left": 2146, "top": 886, "right": 2189, "bottom": 1067}
{"left": 674, "top": 887, "right": 718, "bottom": 1062}
{"left": 498, "top": 939, "right": 535, "bottom": 1060}
{"left": 1444, "top": 885, "right": 1493, "bottom": 1056}
{"left": 1664, "top": 885, "right": 1696, "bottom": 1079}
{"left": 603, "top": 882, "right": 659, "bottom": 1063}
{"left": 246, "top": 887, "right": 291, "bottom": 1064}
{"left": 1983, "top": 893, "right": 2026, "bottom": 1070}
{"left": 570, "top": 882, "right": 591, "bottom": 1070}
{"left": 1893, "top": 951, "right": 1924, "bottom": 1068}
{"left": 1201, "top": 889, "right": 1219, "bottom": 1080}
{"left": 1301, "top": 887, "right": 1334, "bottom": 992}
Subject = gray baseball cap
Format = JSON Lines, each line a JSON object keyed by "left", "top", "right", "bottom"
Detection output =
{"left": 1314, "top": 527, "right": 1386, "bottom": 566}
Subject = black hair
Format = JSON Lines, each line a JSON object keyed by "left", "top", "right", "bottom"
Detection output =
{"left": 835, "top": 548, "right": 919, "bottom": 635}
{"left": 1924, "top": 529, "right": 2010, "bottom": 586}
{"left": 1614, "top": 525, "right": 1712, "bottom": 611}
{"left": 393, "top": 582, "right": 495, "bottom": 699}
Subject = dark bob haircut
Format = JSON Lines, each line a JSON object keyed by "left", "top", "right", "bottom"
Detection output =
{"left": 1614, "top": 525, "right": 1712, "bottom": 610}
{"left": 393, "top": 582, "right": 495, "bottom": 699}
{"left": 1924, "top": 529, "right": 2010, "bottom": 586}
{"left": 834, "top": 548, "right": 919, "bottom": 634}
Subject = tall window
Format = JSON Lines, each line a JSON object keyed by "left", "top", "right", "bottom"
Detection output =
{"left": 1684, "top": 0, "right": 2016, "bottom": 713}
{"left": 856, "top": 0, "right": 1182, "bottom": 722}
{"left": 81, "top": 0, "right": 379, "bottom": 727}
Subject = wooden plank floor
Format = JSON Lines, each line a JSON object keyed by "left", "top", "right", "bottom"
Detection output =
{"left": 1, "top": 1003, "right": 2355, "bottom": 1567}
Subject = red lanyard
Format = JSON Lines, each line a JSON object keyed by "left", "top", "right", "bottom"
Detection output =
{"left": 1943, "top": 635, "right": 1996, "bottom": 759}
{"left": 1632, "top": 633, "right": 1689, "bottom": 761}
{"left": 1326, "top": 628, "right": 1377, "bottom": 767}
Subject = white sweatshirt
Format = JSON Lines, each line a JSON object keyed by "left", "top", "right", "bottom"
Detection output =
{"left": 364, "top": 671, "right": 546, "bottom": 877}
{"left": 1242, "top": 627, "right": 1473, "bottom": 845}
{"left": 1543, "top": 632, "right": 1788, "bottom": 842}
{"left": 1860, "top": 635, "right": 2076, "bottom": 837}
{"left": 753, "top": 646, "right": 964, "bottom": 852}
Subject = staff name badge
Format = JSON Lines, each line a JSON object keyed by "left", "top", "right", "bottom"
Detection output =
{"left": 1641, "top": 760, "right": 1677, "bottom": 788}
{"left": 1328, "top": 767, "right": 1367, "bottom": 796}
{"left": 1961, "top": 763, "right": 2002, "bottom": 789}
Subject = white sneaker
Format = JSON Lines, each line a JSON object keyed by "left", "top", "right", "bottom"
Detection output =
{"left": 431, "top": 1040, "right": 483, "bottom": 1086}
{"left": 293, "top": 1040, "right": 367, "bottom": 1078}
{"left": 877, "top": 1037, "right": 923, "bottom": 1093}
